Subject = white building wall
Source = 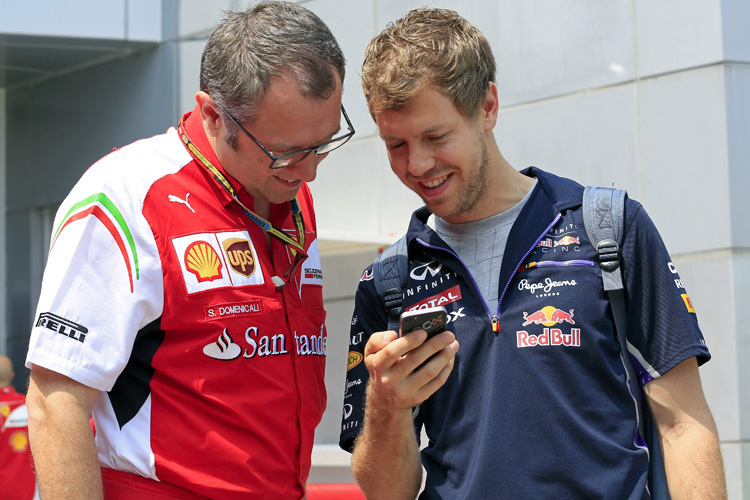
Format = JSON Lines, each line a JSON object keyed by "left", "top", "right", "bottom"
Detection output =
{"left": 2, "top": 0, "right": 747, "bottom": 495}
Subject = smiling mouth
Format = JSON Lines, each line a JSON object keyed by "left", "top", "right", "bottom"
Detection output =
{"left": 421, "top": 175, "right": 448, "bottom": 189}
{"left": 277, "top": 177, "right": 300, "bottom": 185}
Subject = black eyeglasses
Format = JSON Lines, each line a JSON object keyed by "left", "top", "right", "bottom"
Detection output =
{"left": 221, "top": 105, "right": 355, "bottom": 169}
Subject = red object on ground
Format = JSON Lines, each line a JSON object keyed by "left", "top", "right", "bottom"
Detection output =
{"left": 306, "top": 483, "right": 366, "bottom": 500}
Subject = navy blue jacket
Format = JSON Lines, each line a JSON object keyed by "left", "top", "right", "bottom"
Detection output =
{"left": 341, "top": 168, "right": 709, "bottom": 499}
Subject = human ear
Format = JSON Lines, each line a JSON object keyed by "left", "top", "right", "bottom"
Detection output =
{"left": 481, "top": 82, "right": 499, "bottom": 130}
{"left": 195, "top": 91, "right": 222, "bottom": 138}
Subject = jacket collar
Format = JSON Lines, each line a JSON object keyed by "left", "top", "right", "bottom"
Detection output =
{"left": 179, "top": 105, "right": 261, "bottom": 212}
{"left": 403, "top": 167, "right": 585, "bottom": 287}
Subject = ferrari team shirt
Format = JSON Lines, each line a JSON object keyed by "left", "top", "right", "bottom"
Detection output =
{"left": 26, "top": 107, "right": 327, "bottom": 499}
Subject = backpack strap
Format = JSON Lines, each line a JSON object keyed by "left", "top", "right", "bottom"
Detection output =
{"left": 583, "top": 186, "right": 670, "bottom": 499}
{"left": 372, "top": 235, "right": 409, "bottom": 332}
{"left": 583, "top": 187, "right": 641, "bottom": 429}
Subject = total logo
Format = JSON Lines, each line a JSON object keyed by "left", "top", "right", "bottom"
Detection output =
{"left": 516, "top": 306, "right": 580, "bottom": 348}
{"left": 405, "top": 285, "right": 462, "bottom": 311}
{"left": 203, "top": 325, "right": 326, "bottom": 361}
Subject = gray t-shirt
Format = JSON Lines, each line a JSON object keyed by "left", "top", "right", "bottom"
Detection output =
{"left": 429, "top": 181, "right": 536, "bottom": 308}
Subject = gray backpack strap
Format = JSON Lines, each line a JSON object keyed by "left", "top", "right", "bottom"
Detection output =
{"left": 583, "top": 186, "right": 670, "bottom": 499}
{"left": 583, "top": 186, "right": 627, "bottom": 292}
{"left": 583, "top": 186, "right": 633, "bottom": 409}
{"left": 372, "top": 236, "right": 409, "bottom": 332}
{"left": 584, "top": 186, "right": 637, "bottom": 424}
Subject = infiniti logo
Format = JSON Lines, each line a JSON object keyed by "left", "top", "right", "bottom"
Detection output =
{"left": 410, "top": 261, "right": 443, "bottom": 280}
{"left": 343, "top": 404, "right": 353, "bottom": 420}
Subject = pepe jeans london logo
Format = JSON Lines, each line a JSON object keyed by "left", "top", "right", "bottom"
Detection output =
{"left": 517, "top": 278, "right": 577, "bottom": 298}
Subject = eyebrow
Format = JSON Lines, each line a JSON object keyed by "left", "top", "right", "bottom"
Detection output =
{"left": 380, "top": 124, "right": 446, "bottom": 142}
{"left": 270, "top": 123, "right": 343, "bottom": 154}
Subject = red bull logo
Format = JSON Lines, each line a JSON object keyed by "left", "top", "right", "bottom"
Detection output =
{"left": 521, "top": 306, "right": 575, "bottom": 326}
{"left": 536, "top": 239, "right": 553, "bottom": 248}
{"left": 554, "top": 236, "right": 580, "bottom": 247}
{"left": 517, "top": 306, "right": 580, "bottom": 348}
{"left": 517, "top": 328, "right": 581, "bottom": 347}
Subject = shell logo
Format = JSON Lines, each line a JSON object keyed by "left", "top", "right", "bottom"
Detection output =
{"left": 9, "top": 430, "right": 29, "bottom": 452}
{"left": 185, "top": 241, "right": 223, "bottom": 282}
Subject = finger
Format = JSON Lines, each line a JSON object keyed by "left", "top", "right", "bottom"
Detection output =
{"left": 367, "top": 340, "right": 459, "bottom": 410}
{"left": 363, "top": 330, "right": 391, "bottom": 357}
{"left": 364, "top": 329, "right": 432, "bottom": 383}
{"left": 365, "top": 328, "right": 428, "bottom": 360}
{"left": 415, "top": 355, "right": 457, "bottom": 403}
{"left": 401, "top": 331, "right": 456, "bottom": 372}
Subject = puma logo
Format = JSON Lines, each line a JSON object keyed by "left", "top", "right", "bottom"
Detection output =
{"left": 168, "top": 193, "right": 195, "bottom": 213}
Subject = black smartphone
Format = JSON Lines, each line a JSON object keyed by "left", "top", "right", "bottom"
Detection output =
{"left": 399, "top": 306, "right": 448, "bottom": 338}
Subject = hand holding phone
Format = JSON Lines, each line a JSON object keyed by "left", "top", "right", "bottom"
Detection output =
{"left": 399, "top": 306, "right": 448, "bottom": 338}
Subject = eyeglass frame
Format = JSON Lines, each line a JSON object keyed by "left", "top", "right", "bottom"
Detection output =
{"left": 220, "top": 104, "right": 355, "bottom": 170}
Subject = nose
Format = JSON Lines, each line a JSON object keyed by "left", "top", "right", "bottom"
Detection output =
{"left": 287, "top": 153, "right": 320, "bottom": 183}
{"left": 407, "top": 144, "right": 435, "bottom": 177}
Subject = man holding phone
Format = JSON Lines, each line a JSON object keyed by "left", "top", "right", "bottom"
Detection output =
{"left": 340, "top": 7, "right": 726, "bottom": 499}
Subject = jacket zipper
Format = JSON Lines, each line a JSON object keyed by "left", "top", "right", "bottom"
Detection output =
{"left": 493, "top": 213, "right": 563, "bottom": 333}
{"left": 415, "top": 212, "right": 563, "bottom": 335}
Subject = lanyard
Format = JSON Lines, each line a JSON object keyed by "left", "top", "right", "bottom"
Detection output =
{"left": 177, "top": 118, "right": 307, "bottom": 264}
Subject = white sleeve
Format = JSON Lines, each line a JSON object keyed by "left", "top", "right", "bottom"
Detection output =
{"left": 26, "top": 167, "right": 164, "bottom": 392}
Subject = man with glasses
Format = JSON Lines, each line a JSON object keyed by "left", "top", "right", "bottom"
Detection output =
{"left": 25, "top": 2, "right": 352, "bottom": 499}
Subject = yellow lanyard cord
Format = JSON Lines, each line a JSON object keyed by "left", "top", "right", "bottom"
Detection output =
{"left": 178, "top": 120, "right": 307, "bottom": 261}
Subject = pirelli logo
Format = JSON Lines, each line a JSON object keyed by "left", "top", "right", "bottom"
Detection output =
{"left": 35, "top": 312, "right": 88, "bottom": 343}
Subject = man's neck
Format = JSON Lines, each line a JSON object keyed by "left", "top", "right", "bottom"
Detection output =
{"left": 253, "top": 198, "right": 272, "bottom": 221}
{"left": 446, "top": 148, "right": 536, "bottom": 223}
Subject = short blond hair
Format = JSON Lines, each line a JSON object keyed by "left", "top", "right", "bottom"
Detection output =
{"left": 362, "top": 8, "right": 496, "bottom": 118}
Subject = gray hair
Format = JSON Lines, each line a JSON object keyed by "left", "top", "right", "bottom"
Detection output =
{"left": 200, "top": 1, "right": 345, "bottom": 129}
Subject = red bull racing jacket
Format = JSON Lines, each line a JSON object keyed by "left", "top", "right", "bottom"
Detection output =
{"left": 340, "top": 167, "right": 710, "bottom": 499}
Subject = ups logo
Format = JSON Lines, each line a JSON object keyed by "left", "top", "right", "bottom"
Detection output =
{"left": 222, "top": 238, "right": 257, "bottom": 278}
